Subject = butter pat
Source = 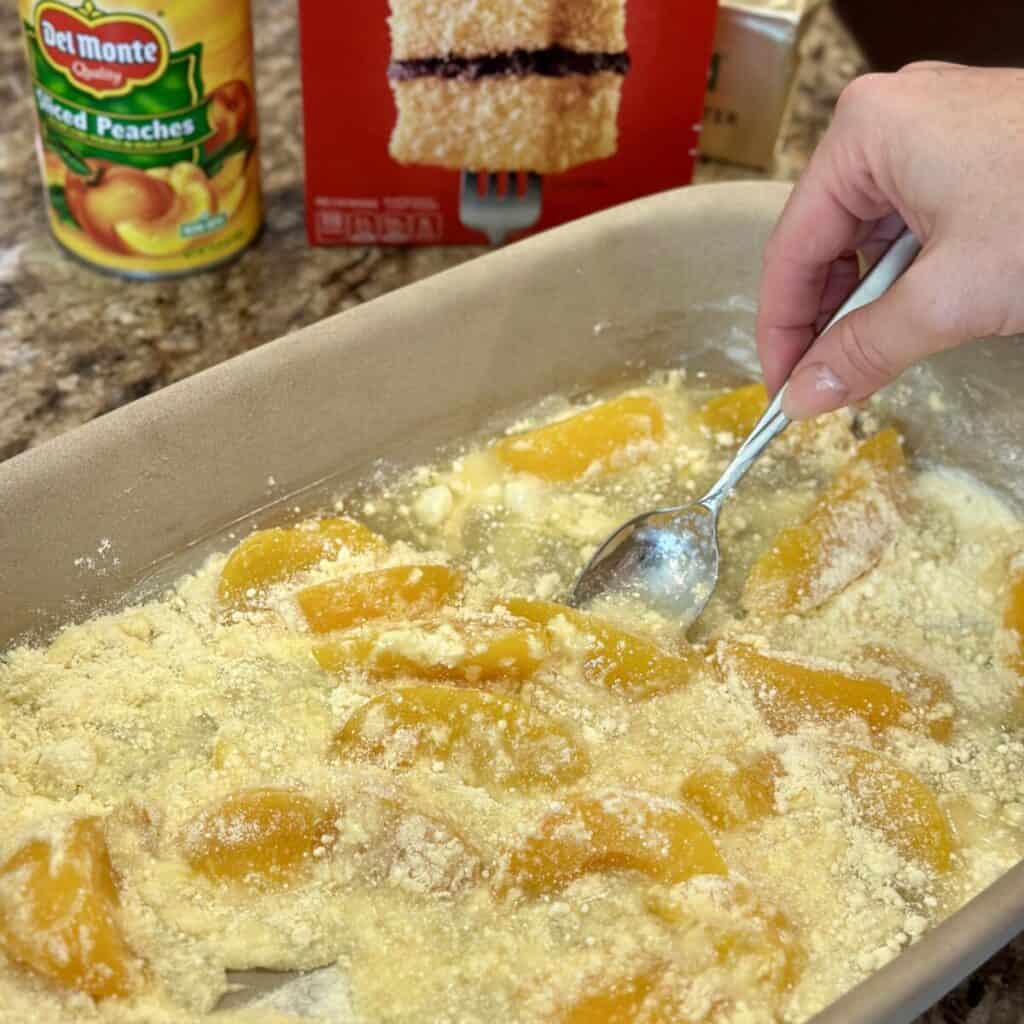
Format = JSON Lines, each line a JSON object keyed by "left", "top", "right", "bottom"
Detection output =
{"left": 701, "top": 0, "right": 820, "bottom": 171}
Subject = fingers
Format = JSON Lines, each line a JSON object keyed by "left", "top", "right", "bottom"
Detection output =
{"left": 756, "top": 77, "right": 897, "bottom": 393}
{"left": 781, "top": 253, "right": 966, "bottom": 419}
{"left": 898, "top": 60, "right": 968, "bottom": 73}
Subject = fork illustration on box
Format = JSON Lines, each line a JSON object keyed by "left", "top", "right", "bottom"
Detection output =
{"left": 385, "top": 0, "right": 630, "bottom": 245}
{"left": 458, "top": 171, "right": 542, "bottom": 247}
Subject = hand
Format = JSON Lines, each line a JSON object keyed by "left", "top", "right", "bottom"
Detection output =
{"left": 757, "top": 64, "right": 1024, "bottom": 419}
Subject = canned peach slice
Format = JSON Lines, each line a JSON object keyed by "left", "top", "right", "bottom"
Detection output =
{"left": 313, "top": 620, "right": 549, "bottom": 686}
{"left": 218, "top": 517, "right": 385, "bottom": 608}
{"left": 0, "top": 817, "right": 142, "bottom": 999}
{"left": 858, "top": 646, "right": 954, "bottom": 743}
{"left": 493, "top": 395, "right": 665, "bottom": 482}
{"left": 501, "top": 792, "right": 726, "bottom": 898}
{"left": 691, "top": 383, "right": 767, "bottom": 439}
{"left": 332, "top": 685, "right": 588, "bottom": 791}
{"left": 506, "top": 598, "right": 700, "bottom": 697}
{"left": 839, "top": 747, "right": 954, "bottom": 873}
{"left": 717, "top": 641, "right": 920, "bottom": 736}
{"left": 646, "top": 883, "right": 805, "bottom": 999}
{"left": 556, "top": 968, "right": 666, "bottom": 1024}
{"left": 298, "top": 564, "right": 463, "bottom": 632}
{"left": 679, "top": 753, "right": 780, "bottom": 831}
{"left": 744, "top": 427, "right": 907, "bottom": 616}
{"left": 181, "top": 788, "right": 338, "bottom": 886}
{"left": 1002, "top": 561, "right": 1024, "bottom": 676}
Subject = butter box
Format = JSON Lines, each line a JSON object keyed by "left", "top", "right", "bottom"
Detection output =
{"left": 701, "top": 0, "right": 818, "bottom": 171}
{"left": 297, "top": 0, "right": 717, "bottom": 246}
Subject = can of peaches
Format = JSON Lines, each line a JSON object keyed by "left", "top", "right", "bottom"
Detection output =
{"left": 19, "top": 0, "right": 261, "bottom": 277}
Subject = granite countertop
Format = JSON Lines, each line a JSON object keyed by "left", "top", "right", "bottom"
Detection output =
{"left": 0, "top": 1, "right": 1021, "bottom": 1019}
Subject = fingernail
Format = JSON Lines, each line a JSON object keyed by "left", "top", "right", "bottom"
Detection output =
{"left": 782, "top": 363, "right": 849, "bottom": 419}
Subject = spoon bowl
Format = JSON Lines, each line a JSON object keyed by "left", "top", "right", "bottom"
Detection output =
{"left": 570, "top": 502, "right": 719, "bottom": 624}
{"left": 569, "top": 229, "right": 923, "bottom": 628}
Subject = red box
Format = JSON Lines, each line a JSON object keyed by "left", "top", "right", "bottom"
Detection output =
{"left": 298, "top": 1, "right": 718, "bottom": 246}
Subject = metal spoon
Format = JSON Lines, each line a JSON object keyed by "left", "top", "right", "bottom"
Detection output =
{"left": 569, "top": 229, "right": 922, "bottom": 627}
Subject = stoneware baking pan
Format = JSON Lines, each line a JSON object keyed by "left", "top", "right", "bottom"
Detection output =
{"left": 2, "top": 182, "right": 1023, "bottom": 1022}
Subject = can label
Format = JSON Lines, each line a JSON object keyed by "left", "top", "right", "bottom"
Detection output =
{"left": 20, "top": 0, "right": 261, "bottom": 276}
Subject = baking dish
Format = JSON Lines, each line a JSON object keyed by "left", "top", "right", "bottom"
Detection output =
{"left": 2, "top": 181, "right": 1022, "bottom": 1022}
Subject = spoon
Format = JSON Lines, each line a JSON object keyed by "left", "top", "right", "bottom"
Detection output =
{"left": 569, "top": 228, "right": 922, "bottom": 627}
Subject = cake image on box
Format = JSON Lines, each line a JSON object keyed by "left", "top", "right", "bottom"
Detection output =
{"left": 386, "top": 1, "right": 629, "bottom": 174}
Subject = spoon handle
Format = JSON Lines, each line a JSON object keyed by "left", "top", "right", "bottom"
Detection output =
{"left": 702, "top": 227, "right": 923, "bottom": 512}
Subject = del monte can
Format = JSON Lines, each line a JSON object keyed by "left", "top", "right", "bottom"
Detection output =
{"left": 19, "top": 0, "right": 262, "bottom": 277}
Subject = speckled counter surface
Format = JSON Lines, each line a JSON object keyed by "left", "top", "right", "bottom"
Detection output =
{"left": 0, "top": 1, "right": 1022, "bottom": 1019}
{"left": 0, "top": 0, "right": 861, "bottom": 460}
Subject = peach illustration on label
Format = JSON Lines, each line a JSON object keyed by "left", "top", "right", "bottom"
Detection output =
{"left": 65, "top": 159, "right": 218, "bottom": 256}
{"left": 205, "top": 79, "right": 256, "bottom": 154}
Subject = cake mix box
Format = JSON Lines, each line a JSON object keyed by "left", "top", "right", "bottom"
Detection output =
{"left": 298, "top": 0, "right": 718, "bottom": 246}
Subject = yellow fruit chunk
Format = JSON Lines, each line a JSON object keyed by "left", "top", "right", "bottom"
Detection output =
{"left": 1002, "top": 563, "right": 1024, "bottom": 676}
{"left": 493, "top": 395, "right": 665, "bottom": 482}
{"left": 558, "top": 969, "right": 667, "bottom": 1024}
{"left": 502, "top": 793, "right": 726, "bottom": 897}
{"left": 182, "top": 788, "right": 338, "bottom": 885}
{"left": 332, "top": 686, "right": 588, "bottom": 790}
{"left": 298, "top": 564, "right": 462, "bottom": 633}
{"left": 0, "top": 817, "right": 141, "bottom": 999}
{"left": 647, "top": 882, "right": 805, "bottom": 999}
{"left": 506, "top": 599, "right": 700, "bottom": 698}
{"left": 840, "top": 748, "right": 954, "bottom": 873}
{"left": 860, "top": 646, "right": 954, "bottom": 743}
{"left": 218, "top": 517, "right": 384, "bottom": 608}
{"left": 680, "top": 753, "right": 780, "bottom": 830}
{"left": 313, "top": 620, "right": 548, "bottom": 686}
{"left": 719, "top": 641, "right": 918, "bottom": 736}
{"left": 691, "top": 383, "right": 767, "bottom": 439}
{"left": 744, "top": 427, "right": 907, "bottom": 615}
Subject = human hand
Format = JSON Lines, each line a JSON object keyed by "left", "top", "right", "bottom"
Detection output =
{"left": 757, "top": 64, "right": 1024, "bottom": 419}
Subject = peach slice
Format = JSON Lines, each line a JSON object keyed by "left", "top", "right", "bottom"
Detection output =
{"left": 298, "top": 564, "right": 462, "bottom": 633}
{"left": 502, "top": 792, "right": 726, "bottom": 897}
{"left": 680, "top": 753, "right": 780, "bottom": 830}
{"left": 840, "top": 747, "right": 954, "bottom": 873}
{"left": 313, "top": 620, "right": 548, "bottom": 686}
{"left": 0, "top": 817, "right": 142, "bottom": 999}
{"left": 493, "top": 395, "right": 665, "bottom": 482}
{"left": 646, "top": 882, "right": 805, "bottom": 998}
{"left": 218, "top": 517, "right": 384, "bottom": 608}
{"left": 744, "top": 427, "right": 907, "bottom": 615}
{"left": 1002, "top": 562, "right": 1024, "bottom": 676}
{"left": 718, "top": 641, "right": 918, "bottom": 736}
{"left": 332, "top": 685, "right": 588, "bottom": 791}
{"left": 181, "top": 788, "right": 338, "bottom": 886}
{"left": 506, "top": 599, "right": 700, "bottom": 698}
{"left": 557, "top": 969, "right": 667, "bottom": 1024}
{"left": 859, "top": 646, "right": 954, "bottom": 743}
{"left": 691, "top": 383, "right": 767, "bottom": 439}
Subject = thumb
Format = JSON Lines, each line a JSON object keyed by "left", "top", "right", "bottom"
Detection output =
{"left": 781, "top": 257, "right": 965, "bottom": 419}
